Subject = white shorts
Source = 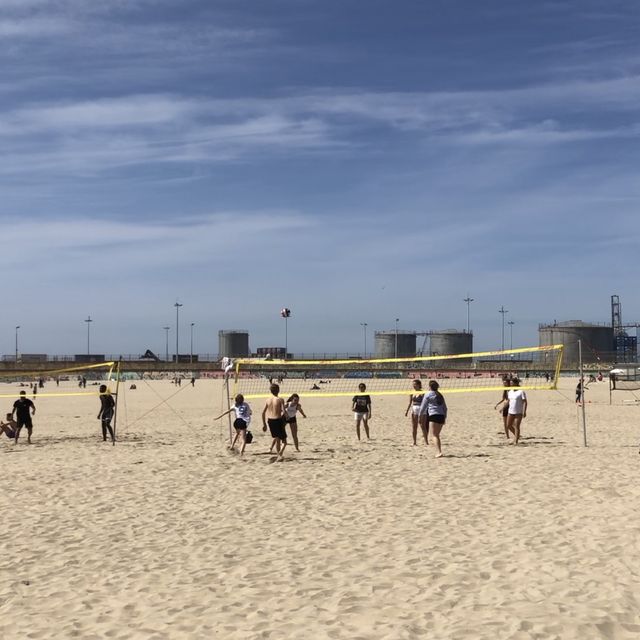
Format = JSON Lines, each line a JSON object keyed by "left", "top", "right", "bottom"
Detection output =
{"left": 354, "top": 412, "right": 368, "bottom": 421}
{"left": 411, "top": 405, "right": 421, "bottom": 416}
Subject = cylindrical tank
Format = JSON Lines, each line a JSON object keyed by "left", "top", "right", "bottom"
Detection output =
{"left": 429, "top": 330, "right": 473, "bottom": 364}
{"left": 538, "top": 321, "right": 614, "bottom": 365}
{"left": 218, "top": 330, "right": 250, "bottom": 358}
{"left": 374, "top": 331, "right": 416, "bottom": 358}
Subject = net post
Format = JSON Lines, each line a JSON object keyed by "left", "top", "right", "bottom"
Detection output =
{"left": 609, "top": 373, "right": 612, "bottom": 405}
{"left": 579, "top": 340, "right": 587, "bottom": 447}
{"left": 112, "top": 357, "right": 122, "bottom": 446}
{"left": 224, "top": 377, "right": 233, "bottom": 444}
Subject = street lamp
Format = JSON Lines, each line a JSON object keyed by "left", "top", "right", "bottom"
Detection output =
{"left": 280, "top": 308, "right": 291, "bottom": 358}
{"left": 85, "top": 316, "right": 93, "bottom": 356}
{"left": 463, "top": 295, "right": 474, "bottom": 334}
{"left": 15, "top": 325, "right": 20, "bottom": 363}
{"left": 499, "top": 306, "right": 508, "bottom": 351}
{"left": 163, "top": 326, "right": 170, "bottom": 362}
{"left": 360, "top": 322, "right": 368, "bottom": 358}
{"left": 174, "top": 302, "right": 183, "bottom": 363}
{"left": 190, "top": 322, "right": 195, "bottom": 364}
{"left": 508, "top": 320, "right": 515, "bottom": 350}
{"left": 395, "top": 318, "right": 400, "bottom": 358}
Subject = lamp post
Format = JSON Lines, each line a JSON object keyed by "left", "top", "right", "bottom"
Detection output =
{"left": 499, "top": 306, "right": 508, "bottom": 352}
{"left": 508, "top": 320, "right": 515, "bottom": 350}
{"left": 395, "top": 318, "right": 400, "bottom": 358}
{"left": 190, "top": 322, "right": 195, "bottom": 364}
{"left": 463, "top": 295, "right": 474, "bottom": 334}
{"left": 280, "top": 308, "right": 291, "bottom": 358}
{"left": 174, "top": 302, "right": 183, "bottom": 363}
{"left": 15, "top": 325, "right": 20, "bottom": 363}
{"left": 360, "top": 322, "right": 368, "bottom": 358}
{"left": 163, "top": 326, "right": 170, "bottom": 362}
{"left": 85, "top": 316, "right": 93, "bottom": 356}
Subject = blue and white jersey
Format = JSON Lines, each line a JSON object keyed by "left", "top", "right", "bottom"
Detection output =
{"left": 232, "top": 402, "right": 252, "bottom": 424}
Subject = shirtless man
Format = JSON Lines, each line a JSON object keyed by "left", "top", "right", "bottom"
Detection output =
{"left": 262, "top": 383, "right": 287, "bottom": 460}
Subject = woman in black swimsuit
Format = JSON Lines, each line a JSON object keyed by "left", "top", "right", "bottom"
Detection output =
{"left": 494, "top": 375, "right": 511, "bottom": 439}
{"left": 405, "top": 379, "right": 428, "bottom": 446}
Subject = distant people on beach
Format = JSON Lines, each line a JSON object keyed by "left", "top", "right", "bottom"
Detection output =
{"left": 419, "top": 380, "right": 447, "bottom": 458}
{"left": 97, "top": 385, "right": 116, "bottom": 443}
{"left": 575, "top": 377, "right": 586, "bottom": 404}
{"left": 190, "top": 377, "right": 195, "bottom": 387}
{"left": 262, "top": 383, "right": 287, "bottom": 460}
{"left": 13, "top": 390, "right": 36, "bottom": 444}
{"left": 215, "top": 394, "right": 252, "bottom": 456}
{"left": 506, "top": 378, "right": 527, "bottom": 445}
{"left": 405, "top": 379, "right": 427, "bottom": 446}
{"left": 352, "top": 383, "right": 371, "bottom": 440}
{"left": 284, "top": 393, "right": 307, "bottom": 451}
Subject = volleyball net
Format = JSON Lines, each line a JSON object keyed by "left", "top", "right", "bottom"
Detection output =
{"left": 232, "top": 344, "right": 564, "bottom": 399}
{"left": 0, "top": 361, "right": 118, "bottom": 398}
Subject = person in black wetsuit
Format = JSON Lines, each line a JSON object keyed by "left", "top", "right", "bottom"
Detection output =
{"left": 13, "top": 390, "right": 36, "bottom": 444}
{"left": 97, "top": 384, "right": 116, "bottom": 442}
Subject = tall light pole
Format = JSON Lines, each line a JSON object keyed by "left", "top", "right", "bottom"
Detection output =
{"left": 163, "top": 326, "right": 170, "bottom": 362}
{"left": 395, "top": 318, "right": 400, "bottom": 358}
{"left": 280, "top": 308, "right": 291, "bottom": 358}
{"left": 174, "top": 302, "right": 182, "bottom": 363}
{"left": 463, "top": 295, "right": 474, "bottom": 334}
{"left": 360, "top": 322, "right": 368, "bottom": 358}
{"left": 85, "top": 316, "right": 93, "bottom": 356}
{"left": 508, "top": 320, "right": 515, "bottom": 350}
{"left": 190, "top": 322, "right": 195, "bottom": 364}
{"left": 15, "top": 325, "right": 20, "bottom": 363}
{"left": 499, "top": 306, "right": 508, "bottom": 351}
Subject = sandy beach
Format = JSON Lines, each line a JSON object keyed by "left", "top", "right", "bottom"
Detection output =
{"left": 1, "top": 377, "right": 639, "bottom": 639}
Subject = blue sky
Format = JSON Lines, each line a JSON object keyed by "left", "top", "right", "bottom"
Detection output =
{"left": 1, "top": 0, "right": 639, "bottom": 357}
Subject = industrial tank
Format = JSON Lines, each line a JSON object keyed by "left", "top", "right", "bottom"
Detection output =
{"left": 538, "top": 321, "right": 613, "bottom": 365}
{"left": 218, "top": 330, "right": 250, "bottom": 358}
{"left": 429, "top": 330, "right": 473, "bottom": 364}
{"left": 374, "top": 331, "right": 416, "bottom": 358}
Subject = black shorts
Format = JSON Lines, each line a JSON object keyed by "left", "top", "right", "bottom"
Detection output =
{"left": 285, "top": 417, "right": 297, "bottom": 427}
{"left": 268, "top": 417, "right": 287, "bottom": 440}
{"left": 502, "top": 407, "right": 508, "bottom": 417}
{"left": 233, "top": 418, "right": 248, "bottom": 431}
{"left": 428, "top": 414, "right": 446, "bottom": 425}
{"left": 17, "top": 417, "right": 33, "bottom": 430}
{"left": 4, "top": 429, "right": 16, "bottom": 439}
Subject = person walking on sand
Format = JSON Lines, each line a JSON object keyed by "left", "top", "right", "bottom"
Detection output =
{"left": 262, "top": 383, "right": 287, "bottom": 459}
{"left": 506, "top": 377, "right": 527, "bottom": 445}
{"left": 97, "top": 384, "right": 116, "bottom": 442}
{"left": 215, "top": 394, "right": 252, "bottom": 456}
{"left": 352, "top": 383, "right": 372, "bottom": 440}
{"left": 419, "top": 380, "right": 447, "bottom": 458}
{"left": 284, "top": 393, "right": 307, "bottom": 452}
{"left": 405, "top": 379, "right": 428, "bottom": 446}
{"left": 13, "top": 390, "right": 36, "bottom": 444}
{"left": 495, "top": 375, "right": 512, "bottom": 439}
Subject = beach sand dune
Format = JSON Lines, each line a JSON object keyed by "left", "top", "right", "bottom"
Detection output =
{"left": 1, "top": 378, "right": 639, "bottom": 639}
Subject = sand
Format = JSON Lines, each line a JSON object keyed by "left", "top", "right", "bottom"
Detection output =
{"left": 1, "top": 377, "right": 639, "bottom": 639}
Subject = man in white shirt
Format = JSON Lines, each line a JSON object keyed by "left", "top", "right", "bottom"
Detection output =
{"left": 506, "top": 378, "right": 527, "bottom": 445}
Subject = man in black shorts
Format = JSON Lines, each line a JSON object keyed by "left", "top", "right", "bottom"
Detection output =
{"left": 13, "top": 390, "right": 36, "bottom": 444}
{"left": 262, "top": 383, "right": 287, "bottom": 459}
